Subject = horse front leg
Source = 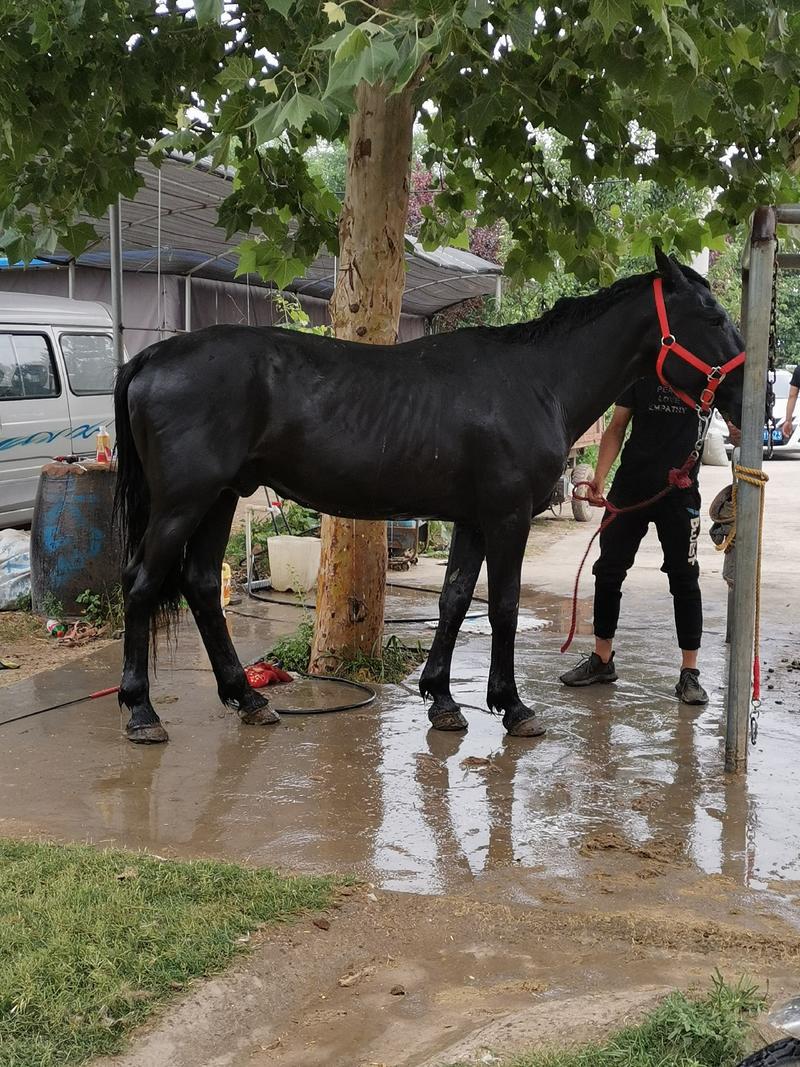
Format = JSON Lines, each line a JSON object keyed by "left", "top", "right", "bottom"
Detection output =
{"left": 181, "top": 491, "right": 279, "bottom": 727}
{"left": 419, "top": 522, "right": 485, "bottom": 731}
{"left": 483, "top": 511, "right": 546, "bottom": 738}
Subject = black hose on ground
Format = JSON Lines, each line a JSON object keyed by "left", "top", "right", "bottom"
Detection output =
{"left": 243, "top": 580, "right": 489, "bottom": 623}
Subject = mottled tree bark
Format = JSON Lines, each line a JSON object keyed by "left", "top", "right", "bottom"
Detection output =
{"left": 309, "top": 80, "right": 415, "bottom": 673}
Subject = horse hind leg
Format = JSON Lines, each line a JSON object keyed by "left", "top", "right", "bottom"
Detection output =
{"left": 181, "top": 490, "right": 279, "bottom": 727}
{"left": 120, "top": 502, "right": 210, "bottom": 743}
{"left": 419, "top": 522, "right": 485, "bottom": 731}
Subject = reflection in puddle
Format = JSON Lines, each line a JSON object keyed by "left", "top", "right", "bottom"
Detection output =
{"left": 0, "top": 586, "right": 797, "bottom": 901}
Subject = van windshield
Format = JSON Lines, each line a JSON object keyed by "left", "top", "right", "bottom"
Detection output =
{"left": 60, "top": 334, "right": 116, "bottom": 395}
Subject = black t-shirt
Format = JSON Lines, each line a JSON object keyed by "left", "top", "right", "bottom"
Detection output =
{"left": 610, "top": 378, "right": 701, "bottom": 502}
{"left": 791, "top": 365, "right": 800, "bottom": 389}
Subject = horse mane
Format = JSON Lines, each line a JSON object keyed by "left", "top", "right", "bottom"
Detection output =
{"left": 496, "top": 264, "right": 710, "bottom": 344}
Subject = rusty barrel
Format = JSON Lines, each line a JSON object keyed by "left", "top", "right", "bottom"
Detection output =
{"left": 30, "top": 461, "right": 122, "bottom": 616}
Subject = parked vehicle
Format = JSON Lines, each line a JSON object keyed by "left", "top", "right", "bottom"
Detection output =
{"left": 736, "top": 994, "right": 800, "bottom": 1066}
{"left": 0, "top": 293, "right": 120, "bottom": 529}
{"left": 764, "top": 367, "right": 800, "bottom": 457}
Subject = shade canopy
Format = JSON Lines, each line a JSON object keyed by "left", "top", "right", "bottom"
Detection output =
{"left": 51, "top": 155, "right": 502, "bottom": 319}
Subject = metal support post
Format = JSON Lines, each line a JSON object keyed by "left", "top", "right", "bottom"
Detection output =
{"left": 726, "top": 206, "right": 776, "bottom": 773}
{"left": 109, "top": 196, "right": 124, "bottom": 365}
{"left": 184, "top": 274, "right": 192, "bottom": 332}
{"left": 68, "top": 260, "right": 76, "bottom": 300}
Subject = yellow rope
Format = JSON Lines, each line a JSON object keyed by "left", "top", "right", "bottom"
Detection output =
{"left": 721, "top": 458, "right": 772, "bottom": 708}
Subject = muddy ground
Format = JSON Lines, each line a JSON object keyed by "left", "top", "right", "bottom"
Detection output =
{"left": 0, "top": 609, "right": 113, "bottom": 688}
{"left": 2, "top": 457, "right": 799, "bottom": 1066}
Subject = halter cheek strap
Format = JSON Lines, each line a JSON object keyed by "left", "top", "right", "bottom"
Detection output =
{"left": 653, "top": 277, "right": 746, "bottom": 413}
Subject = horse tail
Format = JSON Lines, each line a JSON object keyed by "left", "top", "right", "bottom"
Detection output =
{"left": 113, "top": 345, "right": 183, "bottom": 650}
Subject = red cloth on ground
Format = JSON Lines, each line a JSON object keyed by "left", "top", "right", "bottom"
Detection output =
{"left": 245, "top": 662, "right": 293, "bottom": 688}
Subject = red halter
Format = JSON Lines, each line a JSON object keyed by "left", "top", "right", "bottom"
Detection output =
{"left": 653, "top": 277, "right": 746, "bottom": 413}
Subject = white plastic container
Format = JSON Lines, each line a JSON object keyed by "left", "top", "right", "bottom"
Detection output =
{"left": 267, "top": 535, "right": 321, "bottom": 592}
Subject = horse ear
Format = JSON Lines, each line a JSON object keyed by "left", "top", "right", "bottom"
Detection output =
{"left": 654, "top": 245, "right": 689, "bottom": 290}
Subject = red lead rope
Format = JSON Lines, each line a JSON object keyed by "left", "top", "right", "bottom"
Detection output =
{"left": 560, "top": 453, "right": 698, "bottom": 654}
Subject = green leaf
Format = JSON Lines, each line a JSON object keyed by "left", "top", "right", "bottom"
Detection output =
{"left": 235, "top": 239, "right": 261, "bottom": 277}
{"left": 461, "top": 0, "right": 492, "bottom": 30}
{"left": 589, "top": 0, "right": 633, "bottom": 41}
{"left": 353, "top": 38, "right": 400, "bottom": 86}
{"left": 252, "top": 102, "right": 284, "bottom": 144}
{"left": 322, "top": 1, "right": 346, "bottom": 25}
{"left": 265, "top": 0, "right": 293, "bottom": 14}
{"left": 671, "top": 24, "right": 700, "bottom": 72}
{"left": 464, "top": 95, "right": 500, "bottom": 137}
{"left": 217, "top": 55, "right": 255, "bottom": 92}
{"left": 668, "top": 78, "right": 714, "bottom": 123}
{"left": 194, "top": 0, "right": 224, "bottom": 26}
{"left": 392, "top": 32, "right": 432, "bottom": 93}
{"left": 779, "top": 85, "right": 800, "bottom": 129}
{"left": 271, "top": 257, "right": 306, "bottom": 289}
{"left": 728, "top": 25, "right": 753, "bottom": 68}
{"left": 279, "top": 93, "right": 326, "bottom": 132}
{"left": 260, "top": 78, "right": 279, "bottom": 97}
{"left": 312, "top": 25, "right": 357, "bottom": 52}
{"left": 30, "top": 10, "right": 54, "bottom": 52}
{"left": 335, "top": 27, "right": 370, "bottom": 63}
{"left": 506, "top": 4, "right": 535, "bottom": 51}
{"left": 641, "top": 0, "right": 671, "bottom": 48}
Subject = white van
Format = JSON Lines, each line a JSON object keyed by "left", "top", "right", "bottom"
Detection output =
{"left": 0, "top": 293, "right": 119, "bottom": 529}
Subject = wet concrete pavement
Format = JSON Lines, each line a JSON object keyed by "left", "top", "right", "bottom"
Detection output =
{"left": 1, "top": 458, "right": 799, "bottom": 911}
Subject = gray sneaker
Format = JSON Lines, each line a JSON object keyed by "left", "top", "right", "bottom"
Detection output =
{"left": 560, "top": 652, "right": 617, "bottom": 687}
{"left": 675, "top": 667, "right": 708, "bottom": 705}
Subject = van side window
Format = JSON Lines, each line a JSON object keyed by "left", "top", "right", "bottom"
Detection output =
{"left": 0, "top": 334, "right": 60, "bottom": 399}
{"left": 60, "top": 334, "right": 116, "bottom": 395}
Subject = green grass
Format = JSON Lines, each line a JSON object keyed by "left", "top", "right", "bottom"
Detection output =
{"left": 448, "top": 978, "right": 763, "bottom": 1067}
{"left": 0, "top": 838, "right": 333, "bottom": 1067}
{"left": 265, "top": 623, "right": 427, "bottom": 684}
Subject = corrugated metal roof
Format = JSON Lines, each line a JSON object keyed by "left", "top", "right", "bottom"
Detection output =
{"left": 54, "top": 156, "right": 501, "bottom": 318}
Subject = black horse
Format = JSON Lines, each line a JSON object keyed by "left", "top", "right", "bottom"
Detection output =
{"left": 114, "top": 250, "right": 744, "bottom": 744}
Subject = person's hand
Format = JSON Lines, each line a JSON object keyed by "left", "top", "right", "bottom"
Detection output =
{"left": 726, "top": 422, "right": 741, "bottom": 446}
{"left": 782, "top": 418, "right": 794, "bottom": 440}
{"left": 587, "top": 478, "right": 606, "bottom": 507}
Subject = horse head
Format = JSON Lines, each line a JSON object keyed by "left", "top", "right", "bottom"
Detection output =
{"left": 652, "top": 247, "right": 745, "bottom": 430}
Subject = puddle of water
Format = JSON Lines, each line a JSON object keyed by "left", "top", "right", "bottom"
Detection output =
{"left": 0, "top": 586, "right": 798, "bottom": 904}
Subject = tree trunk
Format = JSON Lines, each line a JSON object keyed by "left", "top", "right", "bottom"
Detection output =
{"left": 309, "top": 80, "right": 415, "bottom": 674}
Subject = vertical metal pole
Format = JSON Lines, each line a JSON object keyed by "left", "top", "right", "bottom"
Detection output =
{"left": 726, "top": 206, "right": 776, "bottom": 773}
{"left": 68, "top": 260, "right": 76, "bottom": 300}
{"left": 109, "top": 195, "right": 124, "bottom": 365}
{"left": 495, "top": 275, "right": 503, "bottom": 314}
{"left": 184, "top": 274, "right": 192, "bottom": 332}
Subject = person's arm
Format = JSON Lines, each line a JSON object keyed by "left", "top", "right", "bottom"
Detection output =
{"left": 588, "top": 405, "right": 633, "bottom": 505}
{"left": 782, "top": 383, "right": 799, "bottom": 439}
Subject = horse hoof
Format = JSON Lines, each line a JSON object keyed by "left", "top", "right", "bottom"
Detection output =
{"left": 125, "top": 721, "right": 170, "bottom": 744}
{"left": 428, "top": 707, "right": 468, "bottom": 732}
{"left": 239, "top": 706, "right": 281, "bottom": 726}
{"left": 505, "top": 716, "right": 546, "bottom": 738}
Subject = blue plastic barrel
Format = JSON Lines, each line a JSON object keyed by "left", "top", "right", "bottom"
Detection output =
{"left": 30, "top": 461, "right": 121, "bottom": 615}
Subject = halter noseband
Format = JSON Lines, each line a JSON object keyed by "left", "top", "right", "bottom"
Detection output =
{"left": 653, "top": 277, "right": 746, "bottom": 414}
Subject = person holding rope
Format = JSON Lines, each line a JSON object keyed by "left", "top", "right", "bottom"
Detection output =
{"left": 781, "top": 364, "right": 799, "bottom": 441}
{"left": 560, "top": 379, "right": 712, "bottom": 705}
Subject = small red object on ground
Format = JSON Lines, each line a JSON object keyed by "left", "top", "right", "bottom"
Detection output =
{"left": 245, "top": 662, "right": 293, "bottom": 688}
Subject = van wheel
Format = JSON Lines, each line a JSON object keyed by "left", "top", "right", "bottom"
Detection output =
{"left": 571, "top": 464, "right": 594, "bottom": 523}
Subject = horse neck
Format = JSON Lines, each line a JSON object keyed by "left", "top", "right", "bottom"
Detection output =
{"left": 535, "top": 287, "right": 655, "bottom": 442}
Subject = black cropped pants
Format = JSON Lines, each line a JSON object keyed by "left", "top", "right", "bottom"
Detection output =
{"left": 592, "top": 488, "right": 702, "bottom": 651}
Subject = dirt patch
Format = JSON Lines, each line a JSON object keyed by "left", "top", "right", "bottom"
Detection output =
{"left": 0, "top": 610, "right": 114, "bottom": 689}
{"left": 93, "top": 885, "right": 800, "bottom": 1067}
